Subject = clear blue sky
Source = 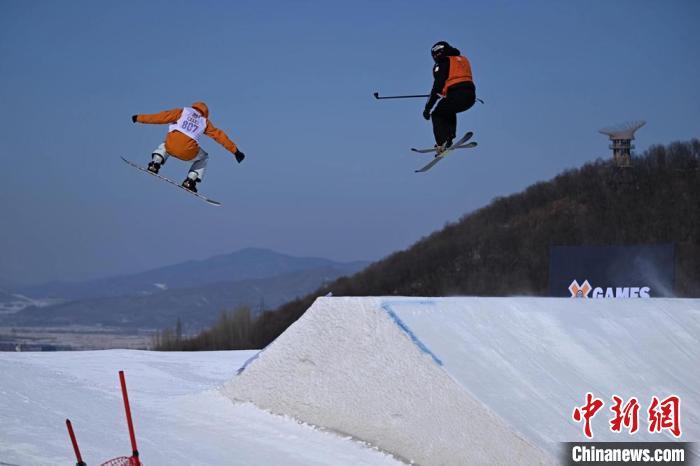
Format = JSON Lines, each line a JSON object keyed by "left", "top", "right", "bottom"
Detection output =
{"left": 1, "top": 0, "right": 698, "bottom": 286}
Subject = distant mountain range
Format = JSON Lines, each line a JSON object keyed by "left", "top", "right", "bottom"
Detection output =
{"left": 1, "top": 248, "right": 369, "bottom": 332}
{"left": 0, "top": 291, "right": 59, "bottom": 315}
{"left": 18, "top": 248, "right": 367, "bottom": 300}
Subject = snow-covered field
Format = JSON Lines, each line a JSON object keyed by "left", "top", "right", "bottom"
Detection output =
{"left": 227, "top": 297, "right": 700, "bottom": 465}
{"left": 2, "top": 297, "right": 698, "bottom": 466}
{"left": 0, "top": 350, "right": 401, "bottom": 466}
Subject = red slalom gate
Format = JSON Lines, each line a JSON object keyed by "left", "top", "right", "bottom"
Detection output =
{"left": 64, "top": 371, "right": 141, "bottom": 466}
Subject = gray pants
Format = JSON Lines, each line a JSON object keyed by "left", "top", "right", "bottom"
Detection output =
{"left": 152, "top": 143, "right": 209, "bottom": 181}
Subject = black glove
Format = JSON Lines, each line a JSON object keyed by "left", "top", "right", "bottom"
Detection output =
{"left": 422, "top": 108, "right": 431, "bottom": 121}
{"left": 235, "top": 150, "right": 245, "bottom": 163}
{"left": 131, "top": 115, "right": 138, "bottom": 123}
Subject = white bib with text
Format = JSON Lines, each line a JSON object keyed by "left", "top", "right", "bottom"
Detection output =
{"left": 169, "top": 107, "right": 206, "bottom": 141}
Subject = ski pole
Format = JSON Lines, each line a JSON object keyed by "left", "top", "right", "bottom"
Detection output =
{"left": 119, "top": 371, "right": 140, "bottom": 465}
{"left": 373, "top": 92, "right": 429, "bottom": 100}
{"left": 373, "top": 91, "right": 485, "bottom": 104}
{"left": 66, "top": 419, "right": 87, "bottom": 466}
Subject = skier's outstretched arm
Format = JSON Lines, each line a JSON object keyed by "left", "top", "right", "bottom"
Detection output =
{"left": 132, "top": 108, "right": 183, "bottom": 125}
{"left": 205, "top": 121, "right": 245, "bottom": 163}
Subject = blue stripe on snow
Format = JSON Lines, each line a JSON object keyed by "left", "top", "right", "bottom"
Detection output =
{"left": 236, "top": 347, "right": 267, "bottom": 375}
{"left": 381, "top": 301, "right": 443, "bottom": 366}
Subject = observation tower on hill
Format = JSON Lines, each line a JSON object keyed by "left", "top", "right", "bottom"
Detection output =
{"left": 599, "top": 120, "right": 646, "bottom": 167}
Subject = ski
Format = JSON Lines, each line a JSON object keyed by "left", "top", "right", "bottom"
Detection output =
{"left": 414, "top": 141, "right": 478, "bottom": 173}
{"left": 120, "top": 157, "right": 222, "bottom": 207}
{"left": 412, "top": 141, "right": 477, "bottom": 154}
{"left": 410, "top": 131, "right": 474, "bottom": 154}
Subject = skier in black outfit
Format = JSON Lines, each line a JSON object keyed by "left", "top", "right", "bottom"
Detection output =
{"left": 423, "top": 41, "right": 476, "bottom": 153}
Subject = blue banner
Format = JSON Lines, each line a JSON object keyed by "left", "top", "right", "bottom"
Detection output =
{"left": 549, "top": 244, "right": 675, "bottom": 298}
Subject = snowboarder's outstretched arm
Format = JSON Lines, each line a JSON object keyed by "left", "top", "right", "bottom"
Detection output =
{"left": 133, "top": 108, "right": 183, "bottom": 125}
{"left": 204, "top": 121, "right": 244, "bottom": 162}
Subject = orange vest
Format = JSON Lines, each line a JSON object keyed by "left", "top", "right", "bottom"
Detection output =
{"left": 441, "top": 55, "right": 473, "bottom": 96}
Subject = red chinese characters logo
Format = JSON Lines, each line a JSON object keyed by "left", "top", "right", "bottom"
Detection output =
{"left": 609, "top": 395, "right": 640, "bottom": 434}
{"left": 648, "top": 395, "right": 681, "bottom": 438}
{"left": 572, "top": 392, "right": 604, "bottom": 438}
{"left": 573, "top": 393, "right": 682, "bottom": 439}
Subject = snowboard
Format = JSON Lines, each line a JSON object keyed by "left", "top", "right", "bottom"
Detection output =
{"left": 412, "top": 132, "right": 478, "bottom": 173}
{"left": 120, "top": 157, "right": 222, "bottom": 206}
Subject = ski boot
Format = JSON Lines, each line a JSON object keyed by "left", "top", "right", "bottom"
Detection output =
{"left": 147, "top": 154, "right": 164, "bottom": 174}
{"left": 434, "top": 139, "right": 453, "bottom": 156}
{"left": 181, "top": 173, "right": 200, "bottom": 193}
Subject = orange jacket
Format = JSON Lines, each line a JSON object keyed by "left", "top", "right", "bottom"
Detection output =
{"left": 441, "top": 55, "right": 473, "bottom": 96}
{"left": 135, "top": 102, "right": 238, "bottom": 161}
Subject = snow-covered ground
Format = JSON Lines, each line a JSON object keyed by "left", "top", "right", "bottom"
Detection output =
{"left": 0, "top": 350, "right": 401, "bottom": 466}
{"left": 388, "top": 298, "right": 700, "bottom": 446}
{"left": 227, "top": 297, "right": 700, "bottom": 465}
{"left": 2, "top": 297, "right": 698, "bottom": 466}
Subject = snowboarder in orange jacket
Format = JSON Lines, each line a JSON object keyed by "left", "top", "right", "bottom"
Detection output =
{"left": 132, "top": 101, "right": 245, "bottom": 192}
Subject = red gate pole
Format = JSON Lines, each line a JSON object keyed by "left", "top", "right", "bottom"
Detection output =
{"left": 118, "top": 371, "right": 140, "bottom": 465}
{"left": 65, "top": 419, "right": 87, "bottom": 466}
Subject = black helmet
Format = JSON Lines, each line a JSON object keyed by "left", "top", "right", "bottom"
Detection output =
{"left": 431, "top": 41, "right": 450, "bottom": 60}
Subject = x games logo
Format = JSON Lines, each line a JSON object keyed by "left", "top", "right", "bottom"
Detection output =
{"left": 568, "top": 279, "right": 651, "bottom": 298}
{"left": 569, "top": 280, "right": 592, "bottom": 298}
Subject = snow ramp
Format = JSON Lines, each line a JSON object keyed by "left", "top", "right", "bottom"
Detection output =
{"left": 222, "top": 297, "right": 700, "bottom": 465}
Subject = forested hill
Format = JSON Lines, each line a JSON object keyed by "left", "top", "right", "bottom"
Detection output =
{"left": 169, "top": 139, "right": 700, "bottom": 351}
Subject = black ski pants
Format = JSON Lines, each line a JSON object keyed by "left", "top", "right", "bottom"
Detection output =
{"left": 431, "top": 82, "right": 476, "bottom": 146}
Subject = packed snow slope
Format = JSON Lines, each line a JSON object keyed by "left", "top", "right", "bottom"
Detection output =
{"left": 224, "top": 297, "right": 700, "bottom": 466}
{"left": 0, "top": 350, "right": 401, "bottom": 466}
